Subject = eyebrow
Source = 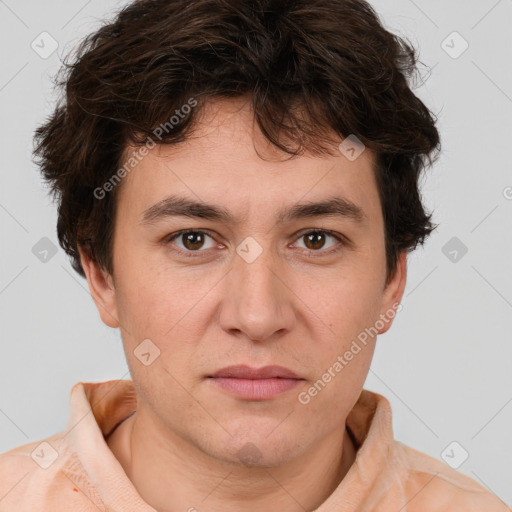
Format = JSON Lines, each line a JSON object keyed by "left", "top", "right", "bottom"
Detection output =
{"left": 140, "top": 194, "right": 367, "bottom": 226}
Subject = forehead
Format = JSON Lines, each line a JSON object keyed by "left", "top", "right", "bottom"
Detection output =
{"left": 116, "top": 98, "right": 381, "bottom": 226}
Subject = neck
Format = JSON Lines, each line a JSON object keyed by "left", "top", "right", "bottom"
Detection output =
{"left": 107, "top": 407, "right": 357, "bottom": 512}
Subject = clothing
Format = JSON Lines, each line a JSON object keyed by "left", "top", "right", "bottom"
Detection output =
{"left": 0, "top": 379, "right": 508, "bottom": 511}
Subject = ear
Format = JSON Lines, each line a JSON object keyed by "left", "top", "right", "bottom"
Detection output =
{"left": 377, "top": 251, "right": 407, "bottom": 335}
{"left": 78, "top": 245, "right": 120, "bottom": 329}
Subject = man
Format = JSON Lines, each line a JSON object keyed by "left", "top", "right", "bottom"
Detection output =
{"left": 0, "top": 0, "right": 508, "bottom": 510}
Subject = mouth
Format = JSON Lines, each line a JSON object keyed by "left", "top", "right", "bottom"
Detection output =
{"left": 207, "top": 365, "right": 305, "bottom": 401}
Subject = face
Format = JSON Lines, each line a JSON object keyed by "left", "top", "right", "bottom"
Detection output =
{"left": 81, "top": 97, "right": 406, "bottom": 467}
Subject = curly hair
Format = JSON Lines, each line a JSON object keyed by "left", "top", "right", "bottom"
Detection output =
{"left": 33, "top": 0, "right": 441, "bottom": 286}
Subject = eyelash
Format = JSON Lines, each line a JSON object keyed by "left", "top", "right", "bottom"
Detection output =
{"left": 165, "top": 229, "right": 346, "bottom": 258}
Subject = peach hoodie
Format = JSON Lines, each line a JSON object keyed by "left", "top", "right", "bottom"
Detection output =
{"left": 0, "top": 379, "right": 509, "bottom": 511}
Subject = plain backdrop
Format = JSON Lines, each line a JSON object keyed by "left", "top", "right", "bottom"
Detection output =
{"left": 0, "top": 0, "right": 511, "bottom": 505}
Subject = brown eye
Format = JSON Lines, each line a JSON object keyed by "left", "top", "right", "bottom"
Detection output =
{"left": 168, "top": 230, "right": 217, "bottom": 253}
{"left": 182, "top": 232, "right": 205, "bottom": 250}
{"left": 303, "top": 231, "right": 327, "bottom": 250}
{"left": 293, "top": 230, "right": 343, "bottom": 255}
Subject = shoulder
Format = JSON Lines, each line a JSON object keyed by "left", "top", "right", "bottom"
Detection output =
{"left": 0, "top": 434, "right": 89, "bottom": 511}
{"left": 394, "top": 441, "right": 510, "bottom": 511}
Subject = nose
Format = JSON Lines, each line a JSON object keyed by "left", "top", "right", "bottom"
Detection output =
{"left": 218, "top": 244, "right": 296, "bottom": 342}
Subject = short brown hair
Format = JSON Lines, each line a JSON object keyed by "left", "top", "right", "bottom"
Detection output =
{"left": 33, "top": 0, "right": 441, "bottom": 285}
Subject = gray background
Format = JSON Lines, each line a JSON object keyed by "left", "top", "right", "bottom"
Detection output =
{"left": 0, "top": 0, "right": 511, "bottom": 506}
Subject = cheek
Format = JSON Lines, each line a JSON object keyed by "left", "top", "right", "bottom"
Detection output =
{"left": 113, "top": 258, "right": 217, "bottom": 359}
{"left": 320, "top": 273, "right": 382, "bottom": 334}
{"left": 112, "top": 263, "right": 176, "bottom": 344}
{"left": 310, "top": 276, "right": 382, "bottom": 379}
{"left": 298, "top": 282, "right": 380, "bottom": 419}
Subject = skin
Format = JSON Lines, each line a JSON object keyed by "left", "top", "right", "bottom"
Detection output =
{"left": 79, "top": 97, "right": 407, "bottom": 512}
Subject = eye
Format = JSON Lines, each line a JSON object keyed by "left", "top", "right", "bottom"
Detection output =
{"left": 292, "top": 229, "right": 343, "bottom": 255}
{"left": 165, "top": 228, "right": 345, "bottom": 258}
{"left": 167, "top": 230, "right": 218, "bottom": 253}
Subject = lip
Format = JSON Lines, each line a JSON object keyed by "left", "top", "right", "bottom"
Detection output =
{"left": 208, "top": 365, "right": 304, "bottom": 400}
{"left": 209, "top": 365, "right": 300, "bottom": 379}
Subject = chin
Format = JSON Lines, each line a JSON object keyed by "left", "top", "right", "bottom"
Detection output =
{"left": 203, "top": 425, "right": 305, "bottom": 468}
